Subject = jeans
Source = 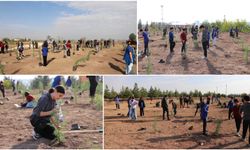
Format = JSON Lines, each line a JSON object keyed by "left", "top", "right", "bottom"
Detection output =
{"left": 242, "top": 120, "right": 250, "bottom": 144}
{"left": 125, "top": 63, "right": 133, "bottom": 75}
{"left": 140, "top": 108, "right": 144, "bottom": 116}
{"left": 235, "top": 118, "right": 242, "bottom": 133}
{"left": 202, "top": 41, "right": 208, "bottom": 57}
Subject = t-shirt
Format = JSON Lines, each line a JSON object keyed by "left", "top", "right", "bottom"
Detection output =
{"left": 42, "top": 47, "right": 48, "bottom": 56}
{"left": 232, "top": 105, "right": 242, "bottom": 120}
{"left": 31, "top": 93, "right": 56, "bottom": 120}
{"left": 240, "top": 102, "right": 250, "bottom": 120}
{"left": 169, "top": 32, "right": 174, "bottom": 42}
{"left": 123, "top": 45, "right": 135, "bottom": 65}
{"left": 52, "top": 76, "right": 61, "bottom": 88}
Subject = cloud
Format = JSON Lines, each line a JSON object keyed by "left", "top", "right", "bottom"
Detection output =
{"left": 51, "top": 1, "right": 137, "bottom": 40}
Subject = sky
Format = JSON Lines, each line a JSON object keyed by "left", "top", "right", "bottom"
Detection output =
{"left": 138, "top": 0, "right": 250, "bottom": 24}
{"left": 105, "top": 76, "right": 250, "bottom": 95}
{"left": 0, "top": 1, "right": 136, "bottom": 40}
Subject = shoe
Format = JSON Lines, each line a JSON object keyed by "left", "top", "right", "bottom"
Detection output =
{"left": 49, "top": 138, "right": 60, "bottom": 146}
{"left": 32, "top": 130, "right": 41, "bottom": 140}
{"left": 203, "top": 133, "right": 208, "bottom": 136}
{"left": 202, "top": 56, "right": 208, "bottom": 60}
{"left": 236, "top": 132, "right": 241, "bottom": 137}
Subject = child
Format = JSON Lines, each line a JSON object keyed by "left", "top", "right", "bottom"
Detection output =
{"left": 130, "top": 97, "right": 138, "bottom": 121}
{"left": 232, "top": 99, "right": 242, "bottom": 136}
{"left": 228, "top": 96, "right": 234, "bottom": 120}
{"left": 21, "top": 92, "right": 36, "bottom": 108}
{"left": 200, "top": 25, "right": 209, "bottom": 59}
{"left": 235, "top": 27, "right": 239, "bottom": 38}
{"left": 169, "top": 27, "right": 175, "bottom": 53}
{"left": 138, "top": 97, "right": 145, "bottom": 117}
{"left": 161, "top": 95, "right": 170, "bottom": 120}
{"left": 66, "top": 40, "right": 71, "bottom": 57}
{"left": 171, "top": 100, "right": 177, "bottom": 116}
{"left": 142, "top": 28, "right": 149, "bottom": 56}
{"left": 180, "top": 28, "right": 187, "bottom": 58}
{"left": 212, "top": 26, "right": 217, "bottom": 46}
{"left": 240, "top": 95, "right": 250, "bottom": 146}
{"left": 114, "top": 95, "right": 120, "bottom": 110}
{"left": 201, "top": 99, "right": 209, "bottom": 136}
{"left": 0, "top": 81, "right": 5, "bottom": 98}
{"left": 123, "top": 40, "right": 135, "bottom": 75}
{"left": 179, "top": 96, "right": 183, "bottom": 108}
{"left": 41, "top": 41, "right": 48, "bottom": 66}
{"left": 30, "top": 86, "right": 65, "bottom": 142}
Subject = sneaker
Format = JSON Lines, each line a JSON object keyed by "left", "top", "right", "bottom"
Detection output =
{"left": 236, "top": 132, "right": 241, "bottom": 137}
{"left": 202, "top": 56, "right": 208, "bottom": 60}
{"left": 32, "top": 130, "right": 41, "bottom": 140}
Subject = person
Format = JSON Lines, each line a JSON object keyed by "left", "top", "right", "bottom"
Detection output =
{"left": 180, "top": 28, "right": 187, "bottom": 58}
{"left": 201, "top": 99, "right": 209, "bottom": 136}
{"left": 66, "top": 40, "right": 71, "bottom": 57}
{"left": 123, "top": 40, "right": 135, "bottom": 75}
{"left": 228, "top": 96, "right": 234, "bottom": 120}
{"left": 18, "top": 42, "right": 24, "bottom": 59}
{"left": 169, "top": 27, "right": 175, "bottom": 53}
{"left": 0, "top": 41, "right": 4, "bottom": 54}
{"left": 11, "top": 80, "right": 16, "bottom": 95}
{"left": 42, "top": 41, "right": 49, "bottom": 66}
{"left": 30, "top": 86, "right": 65, "bottom": 142}
{"left": 230, "top": 28, "right": 235, "bottom": 38}
{"left": 138, "top": 97, "right": 145, "bottom": 117}
{"left": 114, "top": 95, "right": 120, "bottom": 109}
{"left": 195, "top": 97, "right": 205, "bottom": 119}
{"left": 235, "top": 27, "right": 239, "bottom": 38}
{"left": 184, "top": 96, "right": 189, "bottom": 108}
{"left": 21, "top": 92, "right": 36, "bottom": 108}
{"left": 240, "top": 95, "right": 250, "bottom": 146}
{"left": 65, "top": 76, "right": 73, "bottom": 101}
{"left": 207, "top": 27, "right": 211, "bottom": 50}
{"left": 161, "top": 95, "right": 170, "bottom": 120}
{"left": 232, "top": 99, "right": 242, "bottom": 137}
{"left": 52, "top": 76, "right": 61, "bottom": 88}
{"left": 0, "top": 81, "right": 5, "bottom": 98}
{"left": 87, "top": 76, "right": 98, "bottom": 98}
{"left": 127, "top": 96, "right": 132, "bottom": 117}
{"left": 179, "top": 96, "right": 183, "bottom": 108}
{"left": 130, "top": 97, "right": 138, "bottom": 121}
{"left": 163, "top": 27, "right": 167, "bottom": 39}
{"left": 200, "top": 25, "right": 209, "bottom": 59}
{"left": 4, "top": 41, "right": 8, "bottom": 53}
{"left": 212, "top": 26, "right": 217, "bottom": 46}
{"left": 172, "top": 100, "right": 177, "bottom": 117}
{"left": 142, "top": 28, "right": 149, "bottom": 56}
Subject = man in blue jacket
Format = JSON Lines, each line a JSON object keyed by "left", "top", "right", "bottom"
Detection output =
{"left": 201, "top": 99, "right": 210, "bottom": 136}
{"left": 169, "top": 27, "right": 175, "bottom": 53}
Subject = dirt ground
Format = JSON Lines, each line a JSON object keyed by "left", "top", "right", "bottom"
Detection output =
{"left": 0, "top": 90, "right": 103, "bottom": 149}
{"left": 104, "top": 98, "right": 250, "bottom": 149}
{"left": 0, "top": 43, "right": 136, "bottom": 74}
{"left": 138, "top": 32, "right": 250, "bottom": 74}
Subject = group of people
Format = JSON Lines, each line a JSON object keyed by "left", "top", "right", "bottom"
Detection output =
{"left": 230, "top": 27, "right": 239, "bottom": 38}
{"left": 140, "top": 24, "right": 220, "bottom": 60}
{"left": 113, "top": 94, "right": 250, "bottom": 146}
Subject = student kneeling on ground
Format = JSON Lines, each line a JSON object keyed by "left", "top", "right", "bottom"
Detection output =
{"left": 30, "top": 86, "right": 65, "bottom": 141}
{"left": 21, "top": 92, "right": 36, "bottom": 108}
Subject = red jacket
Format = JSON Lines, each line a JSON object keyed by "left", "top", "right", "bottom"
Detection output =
{"left": 180, "top": 32, "right": 187, "bottom": 42}
{"left": 26, "top": 95, "right": 34, "bottom": 102}
{"left": 232, "top": 105, "right": 242, "bottom": 120}
{"left": 66, "top": 42, "right": 72, "bottom": 49}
